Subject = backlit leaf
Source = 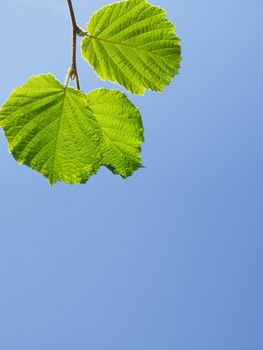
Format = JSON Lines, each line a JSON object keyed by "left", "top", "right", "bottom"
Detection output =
{"left": 87, "top": 88, "right": 144, "bottom": 177}
{"left": 0, "top": 74, "right": 102, "bottom": 185}
{"left": 81, "top": 0, "right": 181, "bottom": 95}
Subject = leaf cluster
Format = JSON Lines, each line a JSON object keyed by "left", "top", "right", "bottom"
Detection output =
{"left": 0, "top": 0, "right": 181, "bottom": 185}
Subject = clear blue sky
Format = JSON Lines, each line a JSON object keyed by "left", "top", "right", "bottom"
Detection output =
{"left": 0, "top": 1, "right": 262, "bottom": 349}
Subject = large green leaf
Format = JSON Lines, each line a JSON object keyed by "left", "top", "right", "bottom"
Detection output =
{"left": 87, "top": 89, "right": 144, "bottom": 177}
{"left": 81, "top": 0, "right": 181, "bottom": 95}
{"left": 0, "top": 75, "right": 144, "bottom": 184}
{"left": 0, "top": 74, "right": 102, "bottom": 185}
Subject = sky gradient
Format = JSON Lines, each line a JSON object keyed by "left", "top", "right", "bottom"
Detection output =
{"left": 0, "top": 1, "right": 262, "bottom": 349}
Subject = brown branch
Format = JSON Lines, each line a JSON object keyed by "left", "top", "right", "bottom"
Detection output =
{"left": 66, "top": 0, "right": 81, "bottom": 89}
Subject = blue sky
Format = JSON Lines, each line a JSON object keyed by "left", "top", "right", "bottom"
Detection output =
{"left": 0, "top": 0, "right": 262, "bottom": 349}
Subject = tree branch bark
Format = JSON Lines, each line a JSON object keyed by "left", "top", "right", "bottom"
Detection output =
{"left": 66, "top": 0, "right": 81, "bottom": 89}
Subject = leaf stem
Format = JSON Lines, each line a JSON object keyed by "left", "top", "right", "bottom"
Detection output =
{"left": 66, "top": 0, "right": 81, "bottom": 90}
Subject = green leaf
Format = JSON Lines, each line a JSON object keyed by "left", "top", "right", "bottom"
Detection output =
{"left": 81, "top": 0, "right": 181, "bottom": 95}
{"left": 0, "top": 74, "right": 102, "bottom": 185}
{"left": 86, "top": 89, "right": 144, "bottom": 177}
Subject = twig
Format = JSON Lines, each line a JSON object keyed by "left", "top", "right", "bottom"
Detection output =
{"left": 66, "top": 0, "right": 81, "bottom": 89}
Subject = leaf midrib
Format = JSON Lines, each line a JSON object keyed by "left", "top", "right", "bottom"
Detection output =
{"left": 86, "top": 33, "right": 166, "bottom": 54}
{"left": 50, "top": 87, "right": 68, "bottom": 184}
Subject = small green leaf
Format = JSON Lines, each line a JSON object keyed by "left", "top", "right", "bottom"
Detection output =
{"left": 0, "top": 74, "right": 102, "bottom": 185}
{"left": 81, "top": 0, "right": 181, "bottom": 95}
{"left": 87, "top": 89, "right": 144, "bottom": 177}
